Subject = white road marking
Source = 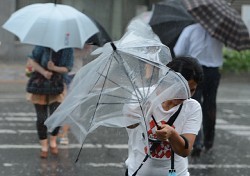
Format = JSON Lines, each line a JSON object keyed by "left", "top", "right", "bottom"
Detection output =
{"left": 0, "top": 129, "right": 16, "bottom": 134}
{"left": 3, "top": 163, "right": 15, "bottom": 167}
{"left": 230, "top": 131, "right": 250, "bottom": 136}
{"left": 216, "top": 118, "right": 250, "bottom": 138}
{"left": 1, "top": 112, "right": 35, "bottom": 116}
{"left": 217, "top": 99, "right": 250, "bottom": 103}
{"left": 2, "top": 98, "right": 250, "bottom": 103}
{"left": 0, "top": 129, "right": 36, "bottom": 134}
{"left": 0, "top": 144, "right": 128, "bottom": 149}
{"left": 0, "top": 112, "right": 250, "bottom": 141}
{"left": 4, "top": 117, "right": 35, "bottom": 121}
{"left": 18, "top": 130, "right": 36, "bottom": 133}
{"left": 0, "top": 99, "right": 26, "bottom": 103}
{"left": 1, "top": 112, "right": 250, "bottom": 171}
{"left": 189, "top": 164, "right": 250, "bottom": 169}
{"left": 2, "top": 161, "right": 250, "bottom": 169}
{"left": 216, "top": 124, "right": 250, "bottom": 130}
{"left": 87, "top": 162, "right": 124, "bottom": 168}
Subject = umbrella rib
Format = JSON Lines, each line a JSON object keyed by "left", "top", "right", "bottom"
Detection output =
{"left": 99, "top": 93, "right": 141, "bottom": 103}
{"left": 138, "top": 62, "right": 146, "bottom": 98}
{"left": 96, "top": 71, "right": 137, "bottom": 97}
{"left": 86, "top": 56, "right": 114, "bottom": 132}
{"left": 113, "top": 52, "right": 144, "bottom": 99}
{"left": 112, "top": 51, "right": 147, "bottom": 127}
{"left": 146, "top": 66, "right": 156, "bottom": 96}
{"left": 99, "top": 102, "right": 139, "bottom": 105}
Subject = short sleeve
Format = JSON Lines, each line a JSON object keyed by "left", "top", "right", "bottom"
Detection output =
{"left": 29, "top": 46, "right": 44, "bottom": 63}
{"left": 173, "top": 27, "right": 190, "bottom": 57}
{"left": 62, "top": 48, "right": 74, "bottom": 71}
{"left": 181, "top": 99, "right": 202, "bottom": 135}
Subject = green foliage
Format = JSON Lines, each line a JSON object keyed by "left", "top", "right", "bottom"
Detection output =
{"left": 222, "top": 48, "right": 250, "bottom": 73}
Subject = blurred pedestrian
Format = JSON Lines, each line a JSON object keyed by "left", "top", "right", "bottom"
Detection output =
{"left": 124, "top": 57, "right": 203, "bottom": 176}
{"left": 26, "top": 46, "right": 74, "bottom": 158}
{"left": 174, "top": 23, "right": 223, "bottom": 156}
{"left": 58, "top": 71, "right": 75, "bottom": 145}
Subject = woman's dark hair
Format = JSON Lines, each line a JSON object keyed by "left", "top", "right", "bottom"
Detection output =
{"left": 167, "top": 56, "right": 204, "bottom": 85}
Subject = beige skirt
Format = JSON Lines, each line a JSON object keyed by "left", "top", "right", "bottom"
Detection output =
{"left": 26, "top": 85, "right": 67, "bottom": 105}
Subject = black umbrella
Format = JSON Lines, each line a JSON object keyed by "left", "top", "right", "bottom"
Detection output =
{"left": 149, "top": 0, "right": 195, "bottom": 56}
{"left": 86, "top": 18, "right": 112, "bottom": 47}
{"left": 182, "top": 0, "right": 250, "bottom": 51}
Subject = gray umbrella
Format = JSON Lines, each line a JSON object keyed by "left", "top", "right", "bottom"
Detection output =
{"left": 149, "top": 0, "right": 195, "bottom": 56}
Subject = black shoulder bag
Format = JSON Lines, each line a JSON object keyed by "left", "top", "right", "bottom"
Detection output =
{"left": 131, "top": 103, "right": 184, "bottom": 176}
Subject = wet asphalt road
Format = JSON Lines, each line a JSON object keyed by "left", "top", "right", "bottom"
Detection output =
{"left": 0, "top": 76, "right": 249, "bottom": 176}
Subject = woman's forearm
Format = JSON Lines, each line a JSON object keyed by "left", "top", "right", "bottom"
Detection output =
{"left": 47, "top": 60, "right": 69, "bottom": 73}
{"left": 29, "top": 58, "right": 47, "bottom": 76}
{"left": 50, "top": 65, "right": 69, "bottom": 73}
{"left": 168, "top": 131, "right": 193, "bottom": 157}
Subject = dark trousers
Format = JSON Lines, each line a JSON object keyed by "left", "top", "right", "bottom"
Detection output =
{"left": 34, "top": 102, "right": 60, "bottom": 140}
{"left": 192, "top": 66, "right": 221, "bottom": 149}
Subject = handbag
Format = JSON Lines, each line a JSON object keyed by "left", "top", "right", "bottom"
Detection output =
{"left": 26, "top": 71, "right": 64, "bottom": 95}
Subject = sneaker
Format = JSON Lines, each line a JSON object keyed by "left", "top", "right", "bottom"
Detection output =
{"left": 60, "top": 137, "right": 69, "bottom": 145}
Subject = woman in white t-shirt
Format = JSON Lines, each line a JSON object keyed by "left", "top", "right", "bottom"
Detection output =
{"left": 125, "top": 56, "right": 204, "bottom": 176}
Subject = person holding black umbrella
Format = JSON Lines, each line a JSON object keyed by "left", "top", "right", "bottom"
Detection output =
{"left": 174, "top": 23, "right": 223, "bottom": 156}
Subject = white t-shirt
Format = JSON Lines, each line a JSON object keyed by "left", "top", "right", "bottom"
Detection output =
{"left": 125, "top": 98, "right": 202, "bottom": 176}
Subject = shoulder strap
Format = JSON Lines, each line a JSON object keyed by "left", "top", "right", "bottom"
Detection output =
{"left": 167, "top": 103, "right": 183, "bottom": 126}
{"left": 132, "top": 103, "right": 183, "bottom": 176}
{"left": 168, "top": 103, "right": 183, "bottom": 173}
{"left": 151, "top": 103, "right": 183, "bottom": 129}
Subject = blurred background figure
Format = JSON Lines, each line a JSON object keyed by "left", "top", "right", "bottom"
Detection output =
{"left": 174, "top": 0, "right": 250, "bottom": 157}
{"left": 174, "top": 23, "right": 223, "bottom": 156}
{"left": 26, "top": 46, "right": 74, "bottom": 158}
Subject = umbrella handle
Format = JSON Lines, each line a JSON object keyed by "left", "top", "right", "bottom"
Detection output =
{"left": 49, "top": 49, "right": 52, "bottom": 61}
{"left": 151, "top": 115, "right": 160, "bottom": 129}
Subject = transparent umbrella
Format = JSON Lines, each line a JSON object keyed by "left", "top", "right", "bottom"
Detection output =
{"left": 45, "top": 21, "right": 190, "bottom": 158}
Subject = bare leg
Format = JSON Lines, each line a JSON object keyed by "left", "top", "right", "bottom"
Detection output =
{"left": 40, "top": 139, "right": 48, "bottom": 158}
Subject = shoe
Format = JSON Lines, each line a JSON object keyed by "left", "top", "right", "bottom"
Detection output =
{"left": 204, "top": 146, "right": 212, "bottom": 154}
{"left": 191, "top": 147, "right": 202, "bottom": 157}
{"left": 50, "top": 146, "right": 58, "bottom": 155}
{"left": 40, "top": 150, "right": 48, "bottom": 159}
{"left": 60, "top": 137, "right": 69, "bottom": 145}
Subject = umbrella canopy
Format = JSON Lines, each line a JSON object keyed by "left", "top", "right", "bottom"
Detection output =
{"left": 2, "top": 3, "right": 99, "bottom": 51}
{"left": 85, "top": 18, "right": 112, "bottom": 47}
{"left": 149, "top": 0, "right": 195, "bottom": 56}
{"left": 182, "top": 0, "right": 250, "bottom": 51}
{"left": 45, "top": 21, "right": 190, "bottom": 150}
